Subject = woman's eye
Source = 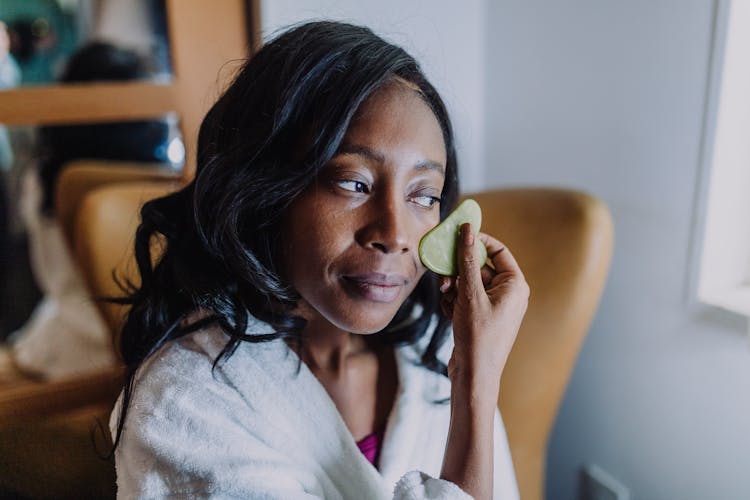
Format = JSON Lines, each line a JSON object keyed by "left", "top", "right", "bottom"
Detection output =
{"left": 336, "top": 179, "right": 370, "bottom": 193}
{"left": 412, "top": 195, "right": 441, "bottom": 208}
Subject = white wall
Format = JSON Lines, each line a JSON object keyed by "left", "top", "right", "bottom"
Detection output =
{"left": 261, "top": 0, "right": 488, "bottom": 191}
{"left": 485, "top": 1, "right": 750, "bottom": 499}
{"left": 698, "top": 0, "right": 750, "bottom": 313}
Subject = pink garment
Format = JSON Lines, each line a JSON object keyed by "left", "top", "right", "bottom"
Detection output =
{"left": 356, "top": 426, "right": 385, "bottom": 467}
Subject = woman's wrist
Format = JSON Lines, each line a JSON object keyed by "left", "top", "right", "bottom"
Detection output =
{"left": 443, "top": 369, "right": 498, "bottom": 500}
{"left": 449, "top": 366, "right": 502, "bottom": 411}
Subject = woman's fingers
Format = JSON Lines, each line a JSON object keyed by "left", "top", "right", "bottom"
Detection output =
{"left": 439, "top": 228, "right": 502, "bottom": 317}
{"left": 444, "top": 228, "right": 529, "bottom": 390}
{"left": 480, "top": 265, "right": 495, "bottom": 286}
{"left": 477, "top": 232, "right": 525, "bottom": 279}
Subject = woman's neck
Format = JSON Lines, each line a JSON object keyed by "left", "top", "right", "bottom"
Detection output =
{"left": 288, "top": 314, "right": 373, "bottom": 377}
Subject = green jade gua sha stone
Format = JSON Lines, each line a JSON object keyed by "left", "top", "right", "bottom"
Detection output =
{"left": 418, "top": 199, "right": 488, "bottom": 276}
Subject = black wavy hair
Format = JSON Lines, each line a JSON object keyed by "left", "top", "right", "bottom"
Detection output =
{"left": 110, "top": 21, "right": 460, "bottom": 451}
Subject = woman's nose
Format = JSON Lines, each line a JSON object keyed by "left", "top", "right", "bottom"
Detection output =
{"left": 356, "top": 197, "right": 411, "bottom": 254}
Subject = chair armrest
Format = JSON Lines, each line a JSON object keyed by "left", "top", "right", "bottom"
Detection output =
{"left": 0, "top": 367, "right": 124, "bottom": 426}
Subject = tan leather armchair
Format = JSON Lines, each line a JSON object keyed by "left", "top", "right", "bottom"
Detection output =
{"left": 0, "top": 162, "right": 182, "bottom": 498}
{"left": 56, "top": 160, "right": 183, "bottom": 250}
{"left": 0, "top": 181, "right": 612, "bottom": 499}
{"left": 466, "top": 190, "right": 613, "bottom": 500}
{"left": 73, "top": 181, "right": 184, "bottom": 338}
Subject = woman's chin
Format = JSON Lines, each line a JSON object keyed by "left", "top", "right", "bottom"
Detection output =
{"left": 341, "top": 318, "right": 394, "bottom": 335}
{"left": 298, "top": 296, "right": 405, "bottom": 335}
{"left": 332, "top": 308, "right": 400, "bottom": 335}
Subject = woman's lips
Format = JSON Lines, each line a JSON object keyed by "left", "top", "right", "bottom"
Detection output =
{"left": 342, "top": 273, "right": 408, "bottom": 303}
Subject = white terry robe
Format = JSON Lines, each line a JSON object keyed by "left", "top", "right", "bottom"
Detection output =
{"left": 110, "top": 315, "right": 519, "bottom": 499}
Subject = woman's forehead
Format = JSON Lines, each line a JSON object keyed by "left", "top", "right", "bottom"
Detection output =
{"left": 342, "top": 82, "right": 447, "bottom": 166}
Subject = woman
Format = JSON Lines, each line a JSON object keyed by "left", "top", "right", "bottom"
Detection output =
{"left": 110, "top": 21, "right": 529, "bottom": 499}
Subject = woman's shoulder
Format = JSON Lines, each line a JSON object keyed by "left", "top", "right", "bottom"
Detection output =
{"left": 126, "top": 311, "right": 293, "bottom": 407}
{"left": 125, "top": 323, "right": 229, "bottom": 410}
{"left": 111, "top": 316, "right": 284, "bottom": 441}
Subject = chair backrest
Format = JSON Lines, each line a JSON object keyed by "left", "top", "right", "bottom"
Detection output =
{"left": 73, "top": 181, "right": 182, "bottom": 338}
{"left": 56, "top": 160, "right": 181, "bottom": 251}
{"left": 0, "top": 166, "right": 181, "bottom": 499}
{"left": 462, "top": 189, "right": 613, "bottom": 500}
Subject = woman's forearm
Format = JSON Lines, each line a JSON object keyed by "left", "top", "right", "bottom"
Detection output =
{"left": 438, "top": 225, "right": 529, "bottom": 499}
{"left": 440, "top": 375, "right": 500, "bottom": 500}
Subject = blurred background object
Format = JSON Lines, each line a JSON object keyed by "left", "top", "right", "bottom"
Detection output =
{"left": 0, "top": 1, "right": 249, "bottom": 496}
{"left": 0, "top": 21, "right": 20, "bottom": 350}
{"left": 0, "top": 38, "right": 181, "bottom": 382}
{"left": 0, "top": 0, "right": 177, "bottom": 344}
{"left": 0, "top": 21, "right": 20, "bottom": 169}
{"left": 0, "top": 0, "right": 170, "bottom": 86}
{"left": 36, "top": 41, "right": 176, "bottom": 217}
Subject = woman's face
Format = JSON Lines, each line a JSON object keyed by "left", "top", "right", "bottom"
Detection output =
{"left": 281, "top": 82, "right": 447, "bottom": 334}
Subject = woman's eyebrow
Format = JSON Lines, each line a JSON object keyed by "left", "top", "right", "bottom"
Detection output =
{"left": 336, "top": 144, "right": 445, "bottom": 176}
{"left": 337, "top": 144, "right": 385, "bottom": 163}
{"left": 414, "top": 159, "right": 445, "bottom": 176}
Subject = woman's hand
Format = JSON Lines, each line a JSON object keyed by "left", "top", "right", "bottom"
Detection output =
{"left": 437, "top": 223, "right": 529, "bottom": 498}
{"left": 440, "top": 223, "right": 530, "bottom": 389}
